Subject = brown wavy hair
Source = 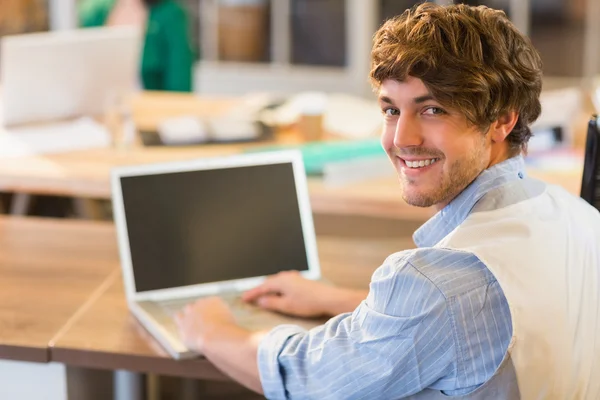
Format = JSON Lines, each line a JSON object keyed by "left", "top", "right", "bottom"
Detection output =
{"left": 370, "top": 3, "right": 543, "bottom": 154}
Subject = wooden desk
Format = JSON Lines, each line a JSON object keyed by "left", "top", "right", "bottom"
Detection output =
{"left": 129, "top": 91, "right": 242, "bottom": 133}
{"left": 0, "top": 143, "right": 435, "bottom": 221}
{"left": 0, "top": 216, "right": 118, "bottom": 362}
{"left": 50, "top": 277, "right": 228, "bottom": 381}
{"left": 49, "top": 226, "right": 413, "bottom": 378}
{"left": 0, "top": 146, "right": 584, "bottom": 221}
{"left": 0, "top": 90, "right": 430, "bottom": 220}
{"left": 0, "top": 146, "right": 268, "bottom": 198}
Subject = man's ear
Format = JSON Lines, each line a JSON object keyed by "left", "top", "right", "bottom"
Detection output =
{"left": 490, "top": 111, "right": 519, "bottom": 143}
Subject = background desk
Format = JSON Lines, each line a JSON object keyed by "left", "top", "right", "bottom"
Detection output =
{"left": 0, "top": 91, "right": 586, "bottom": 221}
{"left": 0, "top": 144, "right": 434, "bottom": 221}
{"left": 0, "top": 144, "right": 583, "bottom": 222}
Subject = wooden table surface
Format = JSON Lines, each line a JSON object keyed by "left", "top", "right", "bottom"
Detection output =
{"left": 50, "top": 276, "right": 229, "bottom": 381}
{"left": 0, "top": 216, "right": 118, "bottom": 362}
{"left": 0, "top": 136, "right": 437, "bottom": 221}
{"left": 0, "top": 212, "right": 419, "bottom": 379}
{"left": 49, "top": 218, "right": 416, "bottom": 378}
{"left": 129, "top": 91, "right": 244, "bottom": 133}
{"left": 0, "top": 143, "right": 582, "bottom": 222}
{"left": 0, "top": 213, "right": 415, "bottom": 376}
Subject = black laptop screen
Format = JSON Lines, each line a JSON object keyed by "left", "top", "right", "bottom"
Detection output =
{"left": 120, "top": 162, "right": 310, "bottom": 293}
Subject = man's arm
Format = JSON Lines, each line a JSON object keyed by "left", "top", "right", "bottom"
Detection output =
{"left": 175, "top": 298, "right": 266, "bottom": 393}
{"left": 201, "top": 325, "right": 266, "bottom": 393}
{"left": 242, "top": 271, "right": 368, "bottom": 318}
{"left": 319, "top": 286, "right": 369, "bottom": 316}
{"left": 177, "top": 272, "right": 368, "bottom": 394}
{"left": 254, "top": 255, "right": 456, "bottom": 399}
{"left": 177, "top": 253, "right": 456, "bottom": 399}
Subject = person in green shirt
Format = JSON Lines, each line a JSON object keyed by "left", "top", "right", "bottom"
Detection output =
{"left": 79, "top": 0, "right": 194, "bottom": 92}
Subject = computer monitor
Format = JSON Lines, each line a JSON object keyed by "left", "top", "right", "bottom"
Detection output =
{"left": 580, "top": 116, "right": 600, "bottom": 211}
{"left": 0, "top": 26, "right": 141, "bottom": 127}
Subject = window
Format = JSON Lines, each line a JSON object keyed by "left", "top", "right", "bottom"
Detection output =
{"left": 291, "top": 0, "right": 346, "bottom": 66}
{"left": 379, "top": 0, "right": 425, "bottom": 23}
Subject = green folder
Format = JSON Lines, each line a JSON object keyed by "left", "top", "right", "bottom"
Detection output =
{"left": 246, "top": 138, "right": 386, "bottom": 175}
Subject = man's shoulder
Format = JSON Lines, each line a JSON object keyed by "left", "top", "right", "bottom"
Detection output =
{"left": 382, "top": 247, "right": 497, "bottom": 299}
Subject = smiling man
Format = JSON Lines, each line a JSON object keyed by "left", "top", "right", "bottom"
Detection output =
{"left": 176, "top": 3, "right": 600, "bottom": 399}
{"left": 378, "top": 77, "right": 515, "bottom": 209}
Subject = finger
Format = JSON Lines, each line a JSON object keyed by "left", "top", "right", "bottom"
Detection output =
{"left": 242, "top": 286, "right": 269, "bottom": 302}
{"left": 184, "top": 303, "right": 195, "bottom": 313}
{"left": 207, "top": 296, "right": 226, "bottom": 305}
{"left": 174, "top": 312, "right": 184, "bottom": 327}
{"left": 242, "top": 280, "right": 283, "bottom": 302}
{"left": 256, "top": 294, "right": 288, "bottom": 313}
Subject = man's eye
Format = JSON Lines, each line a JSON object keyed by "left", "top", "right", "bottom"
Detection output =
{"left": 383, "top": 108, "right": 399, "bottom": 116}
{"left": 423, "top": 107, "right": 445, "bottom": 115}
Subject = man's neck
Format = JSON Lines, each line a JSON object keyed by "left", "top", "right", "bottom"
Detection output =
{"left": 487, "top": 143, "right": 517, "bottom": 169}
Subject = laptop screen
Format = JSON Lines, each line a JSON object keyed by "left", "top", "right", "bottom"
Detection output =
{"left": 120, "top": 162, "right": 310, "bottom": 293}
{"left": 581, "top": 117, "right": 600, "bottom": 211}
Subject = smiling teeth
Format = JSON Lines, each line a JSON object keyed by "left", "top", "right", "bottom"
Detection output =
{"left": 406, "top": 159, "right": 438, "bottom": 168}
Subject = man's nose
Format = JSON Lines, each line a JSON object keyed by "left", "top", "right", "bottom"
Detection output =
{"left": 393, "top": 115, "right": 423, "bottom": 149}
{"left": 394, "top": 114, "right": 423, "bottom": 149}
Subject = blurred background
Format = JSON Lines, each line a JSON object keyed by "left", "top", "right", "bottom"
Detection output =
{"left": 0, "top": 0, "right": 596, "bottom": 95}
{"left": 0, "top": 2, "right": 597, "bottom": 400}
{"left": 0, "top": 0, "right": 595, "bottom": 215}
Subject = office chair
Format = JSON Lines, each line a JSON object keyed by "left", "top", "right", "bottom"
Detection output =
{"left": 580, "top": 116, "right": 600, "bottom": 211}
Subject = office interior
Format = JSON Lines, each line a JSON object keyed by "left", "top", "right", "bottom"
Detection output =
{"left": 0, "top": 0, "right": 597, "bottom": 399}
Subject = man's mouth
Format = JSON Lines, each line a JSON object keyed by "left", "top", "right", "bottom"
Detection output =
{"left": 400, "top": 157, "right": 440, "bottom": 169}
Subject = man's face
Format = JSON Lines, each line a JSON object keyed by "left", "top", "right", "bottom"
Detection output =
{"left": 379, "top": 77, "right": 492, "bottom": 209}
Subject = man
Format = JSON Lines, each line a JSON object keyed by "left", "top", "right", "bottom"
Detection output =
{"left": 176, "top": 3, "right": 600, "bottom": 398}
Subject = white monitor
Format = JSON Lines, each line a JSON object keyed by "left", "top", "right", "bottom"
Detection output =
{"left": 0, "top": 26, "right": 141, "bottom": 127}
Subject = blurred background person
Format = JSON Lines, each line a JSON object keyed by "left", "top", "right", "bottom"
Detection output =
{"left": 78, "top": 0, "right": 194, "bottom": 92}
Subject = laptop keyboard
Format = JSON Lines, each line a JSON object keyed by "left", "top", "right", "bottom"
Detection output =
{"left": 160, "top": 293, "right": 259, "bottom": 320}
{"left": 158, "top": 294, "right": 319, "bottom": 331}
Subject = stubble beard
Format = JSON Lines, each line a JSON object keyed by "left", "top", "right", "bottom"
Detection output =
{"left": 400, "top": 144, "right": 487, "bottom": 208}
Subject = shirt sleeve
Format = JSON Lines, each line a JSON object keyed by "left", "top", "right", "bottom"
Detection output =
{"left": 257, "top": 252, "right": 457, "bottom": 399}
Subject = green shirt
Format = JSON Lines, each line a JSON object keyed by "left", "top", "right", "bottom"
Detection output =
{"left": 79, "top": 0, "right": 194, "bottom": 92}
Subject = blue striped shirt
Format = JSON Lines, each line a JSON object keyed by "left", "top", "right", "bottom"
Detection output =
{"left": 258, "top": 156, "right": 531, "bottom": 399}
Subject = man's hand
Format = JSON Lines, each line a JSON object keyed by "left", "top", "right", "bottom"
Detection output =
{"left": 175, "top": 297, "right": 264, "bottom": 394}
{"left": 242, "top": 271, "right": 368, "bottom": 318}
{"left": 175, "top": 297, "right": 238, "bottom": 353}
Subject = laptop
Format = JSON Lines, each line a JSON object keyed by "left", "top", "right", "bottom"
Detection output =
{"left": 111, "top": 150, "right": 322, "bottom": 359}
{"left": 1, "top": 26, "right": 141, "bottom": 127}
{"left": 581, "top": 116, "right": 600, "bottom": 211}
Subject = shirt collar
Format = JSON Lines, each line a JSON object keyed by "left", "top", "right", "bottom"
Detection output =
{"left": 413, "top": 155, "right": 527, "bottom": 247}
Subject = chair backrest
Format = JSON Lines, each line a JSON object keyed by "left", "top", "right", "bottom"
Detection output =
{"left": 580, "top": 116, "right": 600, "bottom": 211}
